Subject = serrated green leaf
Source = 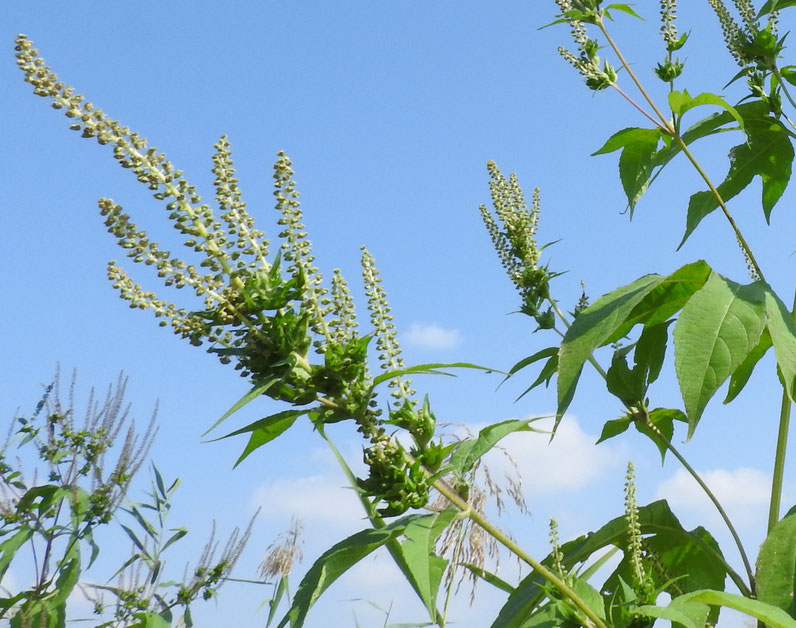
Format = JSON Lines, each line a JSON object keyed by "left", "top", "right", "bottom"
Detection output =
{"left": 492, "top": 499, "right": 737, "bottom": 628}
{"left": 593, "top": 127, "right": 662, "bottom": 211}
{"left": 606, "top": 260, "right": 712, "bottom": 343}
{"left": 506, "top": 347, "right": 558, "bottom": 378}
{"left": 557, "top": 274, "right": 665, "bottom": 422}
{"left": 668, "top": 90, "right": 744, "bottom": 129}
{"left": 448, "top": 418, "right": 545, "bottom": 476}
{"left": 679, "top": 115, "right": 794, "bottom": 246}
{"left": 765, "top": 290, "right": 796, "bottom": 402}
{"left": 674, "top": 273, "right": 766, "bottom": 437}
{"left": 757, "top": 505, "right": 796, "bottom": 616}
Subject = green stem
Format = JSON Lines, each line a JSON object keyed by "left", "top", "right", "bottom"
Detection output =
{"left": 642, "top": 416, "right": 754, "bottom": 595}
{"left": 431, "top": 476, "right": 608, "bottom": 628}
{"left": 595, "top": 16, "right": 766, "bottom": 281}
{"left": 596, "top": 19, "right": 673, "bottom": 131}
{"left": 768, "top": 287, "right": 796, "bottom": 532}
{"left": 549, "top": 300, "right": 753, "bottom": 590}
{"left": 673, "top": 138, "right": 766, "bottom": 282}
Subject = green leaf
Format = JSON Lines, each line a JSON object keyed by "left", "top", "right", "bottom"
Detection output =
{"left": 756, "top": 506, "right": 796, "bottom": 617}
{"left": 634, "top": 598, "right": 710, "bottom": 628}
{"left": 596, "top": 416, "right": 632, "bottom": 444}
{"left": 492, "top": 499, "right": 740, "bottom": 627}
{"left": 397, "top": 510, "right": 457, "bottom": 619}
{"left": 373, "top": 362, "right": 497, "bottom": 387}
{"left": 217, "top": 409, "right": 310, "bottom": 467}
{"left": 448, "top": 418, "right": 545, "bottom": 476}
{"left": 460, "top": 563, "right": 515, "bottom": 594}
{"left": 724, "top": 328, "right": 772, "bottom": 403}
{"left": 161, "top": 527, "right": 188, "bottom": 553}
{"left": 592, "top": 127, "right": 662, "bottom": 211}
{"left": 266, "top": 576, "right": 288, "bottom": 627}
{"left": 203, "top": 377, "right": 279, "bottom": 436}
{"left": 603, "top": 3, "right": 643, "bottom": 20}
{"left": 637, "top": 407, "right": 687, "bottom": 463}
{"left": 675, "top": 589, "right": 796, "bottom": 627}
{"left": 679, "top": 115, "right": 794, "bottom": 246}
{"left": 557, "top": 273, "right": 665, "bottom": 422}
{"left": 132, "top": 613, "right": 172, "bottom": 628}
{"left": 606, "top": 260, "right": 712, "bottom": 343}
{"left": 277, "top": 516, "right": 424, "bottom": 628}
{"left": 0, "top": 528, "right": 33, "bottom": 580}
{"left": 759, "top": 0, "right": 796, "bottom": 16}
{"left": 765, "top": 290, "right": 796, "bottom": 402}
{"left": 505, "top": 347, "right": 558, "bottom": 378}
{"left": 668, "top": 90, "right": 744, "bottom": 129}
{"left": 674, "top": 273, "right": 766, "bottom": 437}
{"left": 51, "top": 542, "right": 80, "bottom": 606}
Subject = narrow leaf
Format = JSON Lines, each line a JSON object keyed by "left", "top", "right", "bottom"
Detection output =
{"left": 676, "top": 590, "right": 796, "bottom": 627}
{"left": 203, "top": 377, "right": 279, "bottom": 436}
{"left": 397, "top": 510, "right": 457, "bottom": 618}
{"left": 222, "top": 409, "right": 309, "bottom": 467}
{"left": 373, "top": 362, "right": 497, "bottom": 387}
{"left": 448, "top": 418, "right": 545, "bottom": 476}
{"left": 277, "top": 517, "right": 423, "bottom": 628}
{"left": 460, "top": 563, "right": 515, "bottom": 594}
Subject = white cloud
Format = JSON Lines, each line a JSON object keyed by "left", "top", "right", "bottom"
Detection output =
{"left": 655, "top": 467, "right": 770, "bottom": 527}
{"left": 250, "top": 475, "right": 368, "bottom": 530}
{"left": 403, "top": 323, "right": 461, "bottom": 349}
{"left": 477, "top": 416, "right": 622, "bottom": 496}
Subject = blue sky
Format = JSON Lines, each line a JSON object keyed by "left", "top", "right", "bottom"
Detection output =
{"left": 2, "top": 2, "right": 795, "bottom": 626}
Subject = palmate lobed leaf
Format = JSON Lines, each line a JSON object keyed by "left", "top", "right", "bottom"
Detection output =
{"left": 679, "top": 114, "right": 794, "bottom": 247}
{"left": 673, "top": 272, "right": 767, "bottom": 437}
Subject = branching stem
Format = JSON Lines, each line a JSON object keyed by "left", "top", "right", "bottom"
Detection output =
{"left": 641, "top": 416, "right": 754, "bottom": 594}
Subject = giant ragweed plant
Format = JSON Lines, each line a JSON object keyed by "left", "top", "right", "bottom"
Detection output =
{"left": 16, "top": 33, "right": 568, "bottom": 628}
{"left": 19, "top": 0, "right": 796, "bottom": 625}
